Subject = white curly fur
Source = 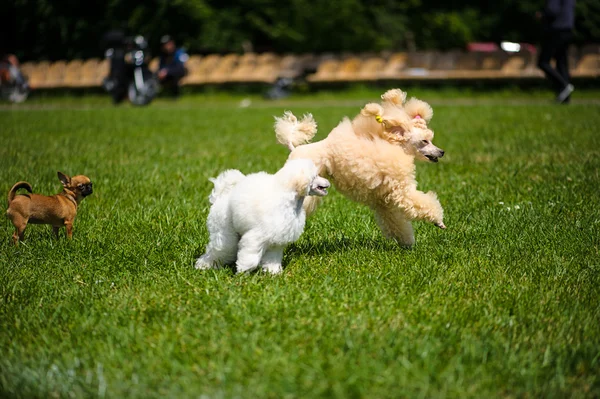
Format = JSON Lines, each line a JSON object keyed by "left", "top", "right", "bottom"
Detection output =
{"left": 195, "top": 159, "right": 329, "bottom": 274}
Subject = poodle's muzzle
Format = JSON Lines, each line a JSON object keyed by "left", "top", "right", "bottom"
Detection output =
{"left": 421, "top": 144, "right": 445, "bottom": 163}
{"left": 309, "top": 176, "right": 330, "bottom": 197}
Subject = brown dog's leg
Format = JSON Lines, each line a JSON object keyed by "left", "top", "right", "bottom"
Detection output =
{"left": 53, "top": 226, "right": 61, "bottom": 239}
{"left": 65, "top": 221, "right": 73, "bottom": 239}
{"left": 9, "top": 216, "right": 28, "bottom": 245}
{"left": 12, "top": 230, "right": 20, "bottom": 245}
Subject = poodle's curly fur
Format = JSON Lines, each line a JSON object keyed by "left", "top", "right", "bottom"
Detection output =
{"left": 195, "top": 159, "right": 330, "bottom": 274}
{"left": 274, "top": 88, "right": 446, "bottom": 247}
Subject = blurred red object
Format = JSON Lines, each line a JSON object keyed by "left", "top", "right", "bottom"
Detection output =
{"left": 467, "top": 42, "right": 500, "bottom": 52}
{"left": 467, "top": 42, "right": 537, "bottom": 54}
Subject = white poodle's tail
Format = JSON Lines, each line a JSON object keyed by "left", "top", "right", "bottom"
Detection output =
{"left": 208, "top": 169, "right": 246, "bottom": 204}
{"left": 274, "top": 111, "right": 317, "bottom": 152}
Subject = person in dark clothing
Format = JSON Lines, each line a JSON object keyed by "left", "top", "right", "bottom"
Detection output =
{"left": 101, "top": 29, "right": 129, "bottom": 104}
{"left": 536, "top": 0, "right": 576, "bottom": 104}
{"left": 157, "top": 35, "right": 188, "bottom": 97}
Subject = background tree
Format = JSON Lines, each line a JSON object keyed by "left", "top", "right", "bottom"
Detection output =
{"left": 1, "top": 0, "right": 598, "bottom": 61}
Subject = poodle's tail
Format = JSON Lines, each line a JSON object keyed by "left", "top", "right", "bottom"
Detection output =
{"left": 208, "top": 169, "right": 246, "bottom": 204}
{"left": 274, "top": 111, "right": 317, "bottom": 152}
{"left": 8, "top": 181, "right": 32, "bottom": 204}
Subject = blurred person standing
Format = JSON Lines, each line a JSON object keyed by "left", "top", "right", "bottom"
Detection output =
{"left": 157, "top": 35, "right": 188, "bottom": 98}
{"left": 536, "top": 0, "right": 576, "bottom": 104}
{"left": 102, "top": 29, "right": 128, "bottom": 103}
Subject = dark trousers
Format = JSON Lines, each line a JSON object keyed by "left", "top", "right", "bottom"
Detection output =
{"left": 537, "top": 30, "right": 572, "bottom": 93}
{"left": 160, "top": 75, "right": 182, "bottom": 97}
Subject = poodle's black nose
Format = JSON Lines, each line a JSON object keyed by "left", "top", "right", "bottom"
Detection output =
{"left": 440, "top": 150, "right": 445, "bottom": 157}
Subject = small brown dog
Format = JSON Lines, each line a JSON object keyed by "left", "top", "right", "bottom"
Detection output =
{"left": 6, "top": 172, "right": 93, "bottom": 245}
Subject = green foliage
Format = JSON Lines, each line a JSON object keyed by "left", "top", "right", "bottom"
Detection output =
{"left": 3, "top": 0, "right": 599, "bottom": 61}
{"left": 417, "top": 9, "right": 480, "bottom": 50}
{"left": 0, "top": 90, "right": 599, "bottom": 397}
{"left": 576, "top": 0, "right": 600, "bottom": 44}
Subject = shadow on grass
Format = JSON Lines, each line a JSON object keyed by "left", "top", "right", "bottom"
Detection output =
{"left": 190, "top": 234, "right": 405, "bottom": 274}
{"left": 286, "top": 234, "right": 407, "bottom": 257}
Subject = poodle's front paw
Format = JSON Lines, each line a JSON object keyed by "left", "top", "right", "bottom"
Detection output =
{"left": 262, "top": 263, "right": 283, "bottom": 275}
{"left": 435, "top": 221, "right": 446, "bottom": 229}
{"left": 194, "top": 255, "right": 213, "bottom": 270}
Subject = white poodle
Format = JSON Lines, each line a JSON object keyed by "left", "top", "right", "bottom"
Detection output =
{"left": 195, "top": 159, "right": 330, "bottom": 274}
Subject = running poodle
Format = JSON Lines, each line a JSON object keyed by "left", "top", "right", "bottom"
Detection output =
{"left": 195, "top": 159, "right": 330, "bottom": 274}
{"left": 274, "top": 88, "right": 446, "bottom": 247}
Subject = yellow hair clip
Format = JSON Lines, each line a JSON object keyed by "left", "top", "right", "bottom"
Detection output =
{"left": 375, "top": 115, "right": 383, "bottom": 123}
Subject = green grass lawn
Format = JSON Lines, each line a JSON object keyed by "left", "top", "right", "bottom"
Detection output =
{"left": 1, "top": 89, "right": 599, "bottom": 398}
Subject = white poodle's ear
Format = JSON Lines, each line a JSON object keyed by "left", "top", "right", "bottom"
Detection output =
{"left": 278, "top": 159, "right": 316, "bottom": 197}
{"left": 381, "top": 89, "right": 407, "bottom": 106}
{"left": 404, "top": 98, "right": 433, "bottom": 122}
{"left": 290, "top": 168, "right": 312, "bottom": 197}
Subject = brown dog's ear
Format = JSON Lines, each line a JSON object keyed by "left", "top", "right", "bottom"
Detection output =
{"left": 57, "top": 171, "right": 71, "bottom": 187}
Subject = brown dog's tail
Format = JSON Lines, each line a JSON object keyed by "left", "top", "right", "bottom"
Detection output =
{"left": 8, "top": 181, "right": 32, "bottom": 203}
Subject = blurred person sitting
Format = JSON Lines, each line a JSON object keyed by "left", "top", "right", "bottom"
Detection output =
{"left": 536, "top": 0, "right": 576, "bottom": 104}
{"left": 0, "top": 53, "right": 29, "bottom": 103}
{"left": 157, "top": 35, "right": 188, "bottom": 98}
{"left": 0, "top": 54, "right": 28, "bottom": 87}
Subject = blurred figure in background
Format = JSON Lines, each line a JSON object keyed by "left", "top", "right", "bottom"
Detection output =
{"left": 102, "top": 29, "right": 128, "bottom": 103}
{"left": 536, "top": 0, "right": 576, "bottom": 104}
{"left": 0, "top": 53, "right": 29, "bottom": 103}
{"left": 157, "top": 35, "right": 188, "bottom": 98}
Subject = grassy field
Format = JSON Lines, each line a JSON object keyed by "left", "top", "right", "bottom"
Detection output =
{"left": 1, "top": 89, "right": 599, "bottom": 398}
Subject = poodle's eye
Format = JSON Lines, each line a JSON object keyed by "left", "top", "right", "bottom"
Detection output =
{"left": 421, "top": 140, "right": 429, "bottom": 144}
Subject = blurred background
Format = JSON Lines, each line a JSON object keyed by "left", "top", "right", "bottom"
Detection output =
{"left": 2, "top": 0, "right": 599, "bottom": 60}
{"left": 0, "top": 0, "right": 598, "bottom": 104}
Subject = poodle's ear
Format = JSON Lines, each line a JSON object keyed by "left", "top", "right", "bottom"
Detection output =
{"left": 404, "top": 98, "right": 433, "bottom": 122}
{"left": 387, "top": 123, "right": 411, "bottom": 140}
{"left": 362, "top": 103, "right": 396, "bottom": 129}
{"left": 361, "top": 103, "right": 384, "bottom": 118}
{"left": 381, "top": 89, "right": 407, "bottom": 107}
{"left": 290, "top": 167, "right": 313, "bottom": 197}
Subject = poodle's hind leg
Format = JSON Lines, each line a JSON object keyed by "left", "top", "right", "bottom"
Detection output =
{"left": 374, "top": 206, "right": 415, "bottom": 247}
{"left": 235, "top": 231, "right": 267, "bottom": 274}
{"left": 195, "top": 230, "right": 239, "bottom": 270}
{"left": 260, "top": 246, "right": 285, "bottom": 275}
